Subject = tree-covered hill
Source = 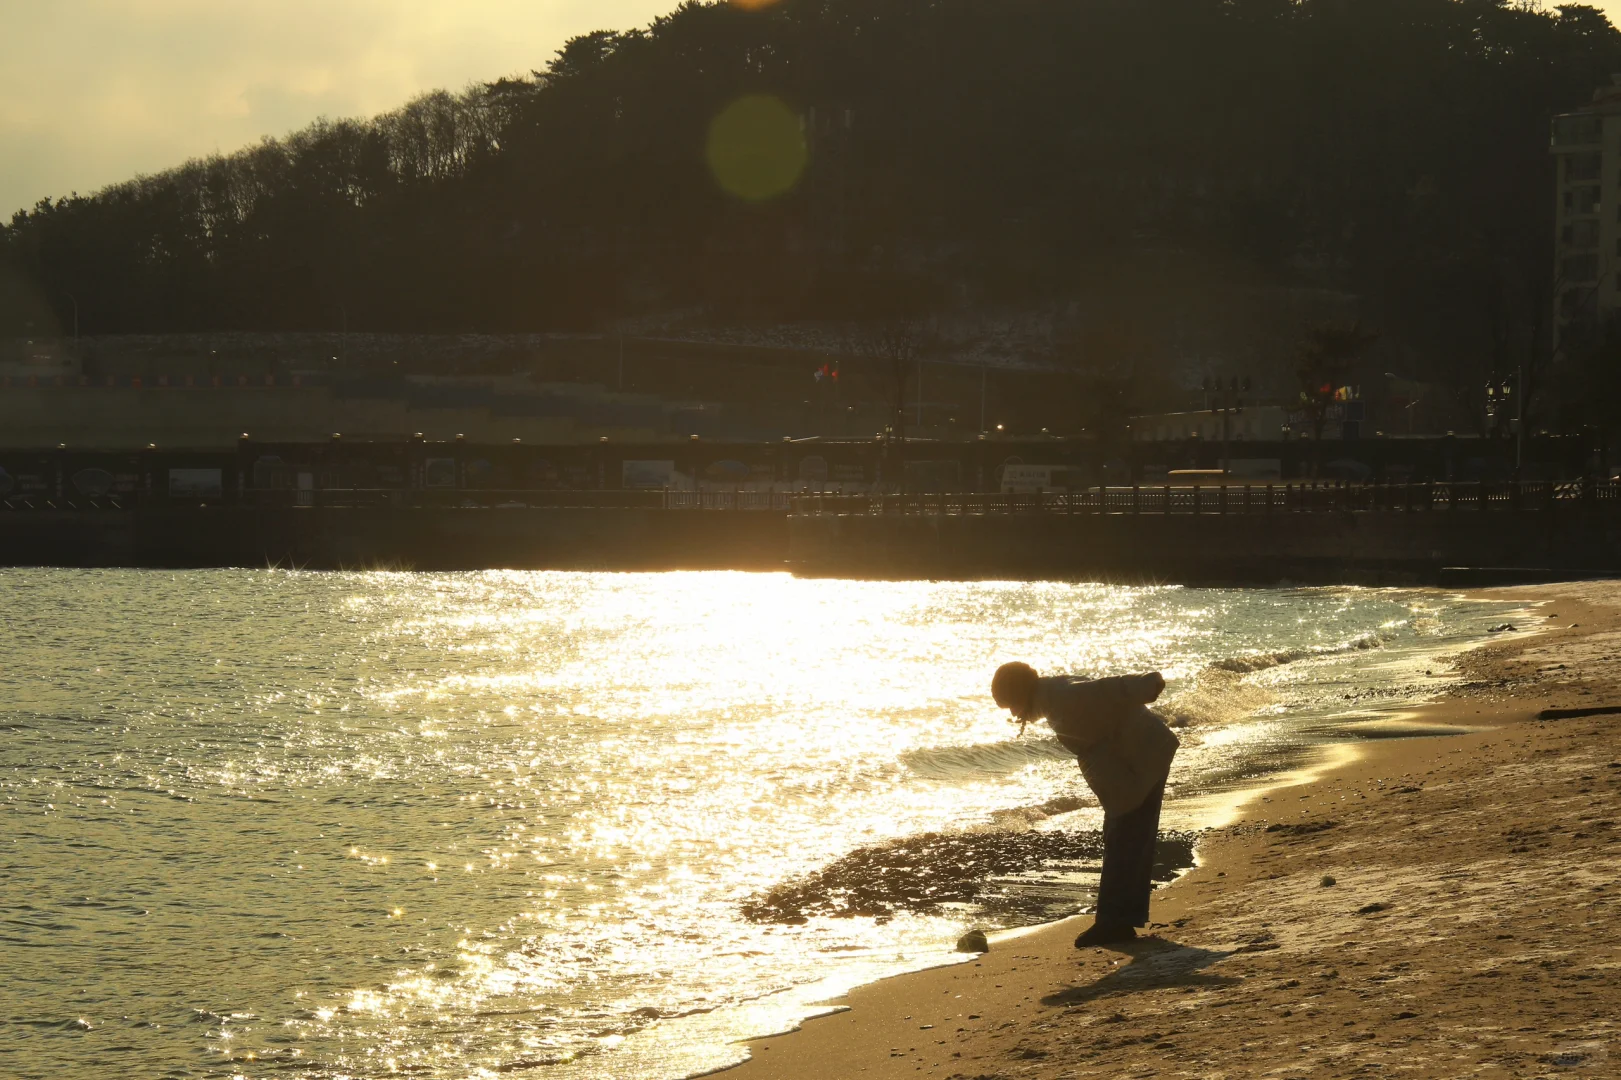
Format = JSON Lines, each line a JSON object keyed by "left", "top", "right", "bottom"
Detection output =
{"left": 3, "top": 0, "right": 1618, "bottom": 382}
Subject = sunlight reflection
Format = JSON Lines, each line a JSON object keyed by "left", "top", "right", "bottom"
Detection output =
{"left": 1, "top": 569, "right": 1519, "bottom": 1080}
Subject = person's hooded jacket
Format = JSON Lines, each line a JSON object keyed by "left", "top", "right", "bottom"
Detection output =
{"left": 1034, "top": 672, "right": 1178, "bottom": 815}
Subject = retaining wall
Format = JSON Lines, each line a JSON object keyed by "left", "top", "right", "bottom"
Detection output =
{"left": 786, "top": 508, "right": 1621, "bottom": 584}
{"left": 0, "top": 507, "right": 789, "bottom": 573}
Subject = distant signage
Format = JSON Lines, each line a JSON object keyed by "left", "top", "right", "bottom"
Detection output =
{"left": 169, "top": 468, "right": 223, "bottom": 499}
{"left": 13, "top": 471, "right": 49, "bottom": 494}
{"left": 622, "top": 460, "right": 675, "bottom": 489}
{"left": 423, "top": 458, "right": 458, "bottom": 489}
{"left": 253, "top": 455, "right": 294, "bottom": 489}
{"left": 705, "top": 459, "right": 751, "bottom": 482}
{"left": 528, "top": 459, "right": 562, "bottom": 488}
{"left": 797, "top": 456, "right": 829, "bottom": 484}
{"left": 72, "top": 468, "right": 115, "bottom": 497}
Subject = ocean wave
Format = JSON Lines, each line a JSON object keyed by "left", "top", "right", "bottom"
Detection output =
{"left": 1161, "top": 628, "right": 1401, "bottom": 728}
{"left": 984, "top": 794, "right": 1092, "bottom": 829}
{"left": 1158, "top": 669, "right": 1275, "bottom": 729}
{"left": 1206, "top": 628, "right": 1394, "bottom": 675}
{"left": 899, "top": 737, "right": 1076, "bottom": 779}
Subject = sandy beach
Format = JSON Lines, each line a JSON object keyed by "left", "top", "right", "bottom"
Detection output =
{"left": 723, "top": 581, "right": 1621, "bottom": 1080}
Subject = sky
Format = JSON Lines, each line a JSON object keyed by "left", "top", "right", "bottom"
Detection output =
{"left": 0, "top": 0, "right": 678, "bottom": 219}
{"left": 6, "top": 0, "right": 1621, "bottom": 222}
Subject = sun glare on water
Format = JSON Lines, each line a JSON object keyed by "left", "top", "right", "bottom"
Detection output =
{"left": 0, "top": 570, "right": 1513, "bottom": 1080}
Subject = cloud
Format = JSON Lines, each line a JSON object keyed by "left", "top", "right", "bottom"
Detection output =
{"left": 0, "top": 0, "right": 675, "bottom": 217}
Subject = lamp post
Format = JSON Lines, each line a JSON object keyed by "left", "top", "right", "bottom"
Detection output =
{"left": 1485, "top": 375, "right": 1515, "bottom": 440}
{"left": 979, "top": 366, "right": 987, "bottom": 435}
{"left": 1516, "top": 357, "right": 1525, "bottom": 476}
{"left": 916, "top": 357, "right": 923, "bottom": 429}
{"left": 1203, "top": 375, "right": 1251, "bottom": 474}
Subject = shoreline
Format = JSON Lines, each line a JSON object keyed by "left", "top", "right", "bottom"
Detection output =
{"left": 719, "top": 581, "right": 1621, "bottom": 1079}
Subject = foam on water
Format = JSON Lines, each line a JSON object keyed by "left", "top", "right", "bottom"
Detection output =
{"left": 0, "top": 570, "right": 1520, "bottom": 1079}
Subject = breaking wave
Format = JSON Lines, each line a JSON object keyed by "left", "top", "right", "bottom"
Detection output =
{"left": 899, "top": 736, "right": 1076, "bottom": 779}
{"left": 1159, "top": 629, "right": 1398, "bottom": 728}
{"left": 1205, "top": 628, "right": 1394, "bottom": 675}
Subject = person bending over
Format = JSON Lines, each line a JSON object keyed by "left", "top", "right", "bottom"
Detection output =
{"left": 991, "top": 662, "right": 1178, "bottom": 947}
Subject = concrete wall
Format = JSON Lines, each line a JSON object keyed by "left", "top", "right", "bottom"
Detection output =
{"left": 0, "top": 506, "right": 789, "bottom": 572}
{"left": 787, "top": 507, "right": 1621, "bottom": 584}
{"left": 6, "top": 502, "right": 1619, "bottom": 583}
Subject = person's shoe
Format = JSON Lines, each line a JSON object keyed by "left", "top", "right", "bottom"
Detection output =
{"left": 1073, "top": 921, "right": 1137, "bottom": 948}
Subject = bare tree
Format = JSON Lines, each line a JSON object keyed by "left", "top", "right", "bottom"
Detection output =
{"left": 842, "top": 317, "right": 935, "bottom": 446}
{"left": 839, "top": 317, "right": 938, "bottom": 491}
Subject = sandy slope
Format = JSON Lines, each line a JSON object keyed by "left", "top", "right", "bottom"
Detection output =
{"left": 722, "top": 583, "right": 1621, "bottom": 1080}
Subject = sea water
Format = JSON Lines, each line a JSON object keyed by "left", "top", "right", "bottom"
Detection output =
{"left": 0, "top": 570, "right": 1520, "bottom": 1079}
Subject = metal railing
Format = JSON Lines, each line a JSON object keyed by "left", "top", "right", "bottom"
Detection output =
{"left": 790, "top": 480, "right": 1620, "bottom": 517}
{"left": 6, "top": 482, "right": 1616, "bottom": 515}
{"left": 1, "top": 488, "right": 796, "bottom": 511}
{"left": 240, "top": 488, "right": 799, "bottom": 510}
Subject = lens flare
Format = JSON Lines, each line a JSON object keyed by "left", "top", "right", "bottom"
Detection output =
{"left": 706, "top": 94, "right": 807, "bottom": 202}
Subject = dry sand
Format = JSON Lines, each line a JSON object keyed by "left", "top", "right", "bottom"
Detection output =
{"left": 722, "top": 582, "right": 1621, "bottom": 1079}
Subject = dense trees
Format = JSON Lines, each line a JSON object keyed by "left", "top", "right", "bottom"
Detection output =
{"left": 3, "top": 0, "right": 1620, "bottom": 404}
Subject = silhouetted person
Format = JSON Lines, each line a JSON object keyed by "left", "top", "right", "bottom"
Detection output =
{"left": 991, "top": 662, "right": 1178, "bottom": 947}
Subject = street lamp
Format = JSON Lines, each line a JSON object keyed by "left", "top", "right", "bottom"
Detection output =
{"left": 1485, "top": 376, "right": 1515, "bottom": 439}
{"left": 1202, "top": 375, "right": 1252, "bottom": 473}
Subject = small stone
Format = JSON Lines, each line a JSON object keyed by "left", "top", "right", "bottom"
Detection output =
{"left": 956, "top": 929, "right": 990, "bottom": 953}
{"left": 1320, "top": 875, "right": 1336, "bottom": 887}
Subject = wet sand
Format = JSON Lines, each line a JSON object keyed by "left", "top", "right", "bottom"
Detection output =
{"left": 723, "top": 581, "right": 1621, "bottom": 1079}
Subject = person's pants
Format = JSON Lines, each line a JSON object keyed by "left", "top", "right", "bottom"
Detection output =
{"left": 1094, "top": 778, "right": 1166, "bottom": 927}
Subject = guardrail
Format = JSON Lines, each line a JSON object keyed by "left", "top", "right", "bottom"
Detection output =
{"left": 262, "top": 488, "right": 798, "bottom": 510}
{"left": 790, "top": 481, "right": 1620, "bottom": 516}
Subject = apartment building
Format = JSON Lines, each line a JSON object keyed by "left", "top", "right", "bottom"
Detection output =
{"left": 1551, "top": 77, "right": 1621, "bottom": 353}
